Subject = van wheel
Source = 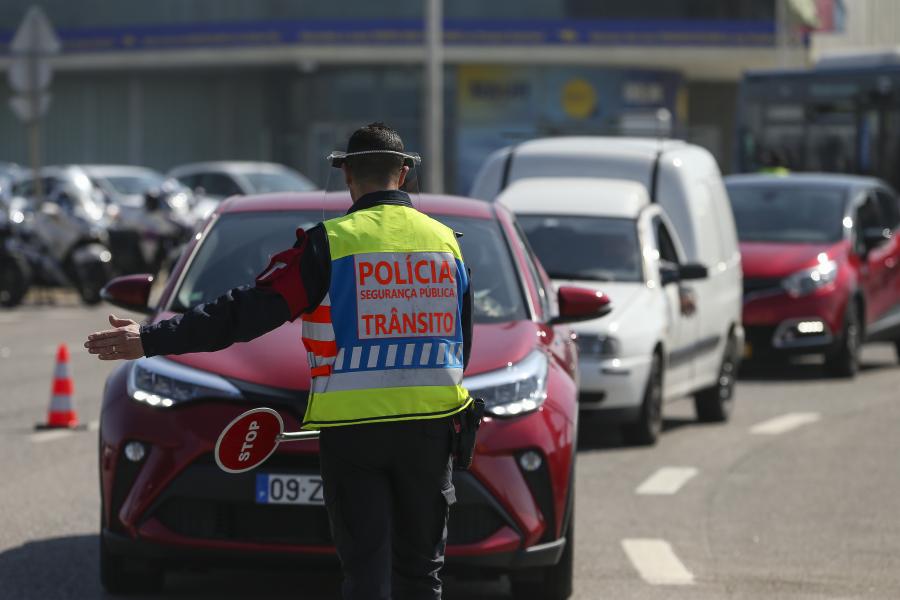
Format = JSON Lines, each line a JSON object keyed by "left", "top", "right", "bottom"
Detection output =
{"left": 100, "top": 535, "right": 164, "bottom": 595}
{"left": 510, "top": 510, "right": 574, "bottom": 600}
{"left": 824, "top": 302, "right": 861, "bottom": 378}
{"left": 621, "top": 353, "right": 663, "bottom": 446}
{"left": 694, "top": 334, "right": 737, "bottom": 423}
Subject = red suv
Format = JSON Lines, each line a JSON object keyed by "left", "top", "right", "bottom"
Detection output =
{"left": 726, "top": 174, "right": 900, "bottom": 376}
{"left": 97, "top": 192, "right": 609, "bottom": 598}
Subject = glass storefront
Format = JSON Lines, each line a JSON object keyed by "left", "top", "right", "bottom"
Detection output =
{"left": 0, "top": 64, "right": 683, "bottom": 193}
{"left": 454, "top": 66, "right": 683, "bottom": 192}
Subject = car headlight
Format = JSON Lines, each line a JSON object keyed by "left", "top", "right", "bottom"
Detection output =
{"left": 463, "top": 350, "right": 548, "bottom": 418}
{"left": 127, "top": 356, "right": 242, "bottom": 408}
{"left": 782, "top": 259, "right": 838, "bottom": 298}
{"left": 574, "top": 333, "right": 620, "bottom": 358}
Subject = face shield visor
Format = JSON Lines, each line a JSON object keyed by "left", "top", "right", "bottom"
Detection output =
{"left": 321, "top": 149, "right": 423, "bottom": 219}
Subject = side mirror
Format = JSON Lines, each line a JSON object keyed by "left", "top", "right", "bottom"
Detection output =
{"left": 862, "top": 227, "right": 892, "bottom": 252}
{"left": 659, "top": 261, "right": 680, "bottom": 286}
{"left": 660, "top": 261, "right": 708, "bottom": 285}
{"left": 101, "top": 274, "right": 155, "bottom": 314}
{"left": 679, "top": 263, "right": 708, "bottom": 281}
{"left": 550, "top": 285, "right": 612, "bottom": 325}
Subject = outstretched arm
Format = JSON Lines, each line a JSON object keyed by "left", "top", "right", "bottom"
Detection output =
{"left": 84, "top": 226, "right": 329, "bottom": 360}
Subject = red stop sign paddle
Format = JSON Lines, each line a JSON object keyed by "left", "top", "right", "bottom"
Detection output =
{"left": 215, "top": 407, "right": 320, "bottom": 473}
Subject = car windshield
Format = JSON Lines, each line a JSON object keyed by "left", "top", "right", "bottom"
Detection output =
{"left": 172, "top": 211, "right": 527, "bottom": 324}
{"left": 242, "top": 171, "right": 316, "bottom": 194}
{"left": 517, "top": 214, "right": 643, "bottom": 282}
{"left": 103, "top": 173, "right": 167, "bottom": 195}
{"left": 727, "top": 184, "right": 848, "bottom": 243}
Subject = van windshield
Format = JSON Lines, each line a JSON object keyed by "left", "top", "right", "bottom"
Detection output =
{"left": 517, "top": 215, "right": 643, "bottom": 282}
{"left": 726, "top": 184, "right": 847, "bottom": 243}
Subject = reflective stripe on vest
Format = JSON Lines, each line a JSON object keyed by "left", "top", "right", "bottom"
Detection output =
{"left": 301, "top": 204, "right": 470, "bottom": 428}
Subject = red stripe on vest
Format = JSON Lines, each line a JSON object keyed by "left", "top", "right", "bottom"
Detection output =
{"left": 304, "top": 305, "right": 331, "bottom": 324}
{"left": 310, "top": 365, "right": 332, "bottom": 378}
{"left": 303, "top": 338, "right": 337, "bottom": 357}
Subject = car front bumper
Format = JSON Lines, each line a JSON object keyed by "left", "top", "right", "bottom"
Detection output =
{"left": 100, "top": 365, "right": 573, "bottom": 573}
{"left": 577, "top": 354, "right": 652, "bottom": 413}
{"left": 743, "top": 287, "right": 847, "bottom": 358}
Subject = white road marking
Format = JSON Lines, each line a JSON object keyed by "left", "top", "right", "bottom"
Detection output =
{"left": 750, "top": 412, "right": 821, "bottom": 435}
{"left": 636, "top": 467, "right": 699, "bottom": 495}
{"left": 622, "top": 538, "right": 695, "bottom": 585}
{"left": 29, "top": 429, "right": 74, "bottom": 443}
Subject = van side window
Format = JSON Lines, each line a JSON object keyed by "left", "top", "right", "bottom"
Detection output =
{"left": 653, "top": 217, "right": 681, "bottom": 264}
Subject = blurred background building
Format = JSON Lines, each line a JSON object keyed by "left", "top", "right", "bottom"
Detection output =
{"left": 0, "top": 0, "right": 848, "bottom": 192}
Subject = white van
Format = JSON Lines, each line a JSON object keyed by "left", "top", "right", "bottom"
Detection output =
{"left": 475, "top": 138, "right": 744, "bottom": 425}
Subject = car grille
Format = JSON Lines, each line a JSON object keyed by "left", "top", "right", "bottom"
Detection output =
{"left": 745, "top": 325, "right": 777, "bottom": 350}
{"left": 743, "top": 277, "right": 783, "bottom": 299}
{"left": 155, "top": 497, "right": 333, "bottom": 545}
{"left": 448, "top": 503, "right": 507, "bottom": 545}
{"left": 146, "top": 457, "right": 511, "bottom": 547}
{"left": 578, "top": 392, "right": 606, "bottom": 404}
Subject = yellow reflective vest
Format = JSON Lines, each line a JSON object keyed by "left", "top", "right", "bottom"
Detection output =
{"left": 301, "top": 203, "right": 471, "bottom": 429}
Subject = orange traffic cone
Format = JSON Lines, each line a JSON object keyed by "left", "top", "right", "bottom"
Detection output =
{"left": 36, "top": 344, "right": 79, "bottom": 429}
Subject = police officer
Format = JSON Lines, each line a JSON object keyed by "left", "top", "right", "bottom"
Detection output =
{"left": 84, "top": 122, "right": 473, "bottom": 600}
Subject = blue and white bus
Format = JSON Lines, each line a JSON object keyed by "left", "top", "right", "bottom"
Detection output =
{"left": 735, "top": 51, "right": 900, "bottom": 189}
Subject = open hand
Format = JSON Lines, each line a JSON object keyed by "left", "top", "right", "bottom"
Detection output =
{"left": 84, "top": 315, "right": 145, "bottom": 360}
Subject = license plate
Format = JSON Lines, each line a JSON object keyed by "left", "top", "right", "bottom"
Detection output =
{"left": 255, "top": 474, "right": 325, "bottom": 505}
{"left": 743, "top": 342, "right": 753, "bottom": 360}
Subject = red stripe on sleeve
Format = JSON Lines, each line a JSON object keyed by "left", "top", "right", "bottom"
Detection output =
{"left": 255, "top": 229, "right": 311, "bottom": 319}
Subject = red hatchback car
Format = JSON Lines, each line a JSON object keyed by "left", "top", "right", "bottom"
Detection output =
{"left": 726, "top": 174, "right": 900, "bottom": 376}
{"left": 97, "top": 192, "right": 609, "bottom": 598}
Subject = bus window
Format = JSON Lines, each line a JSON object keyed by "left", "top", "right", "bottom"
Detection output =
{"left": 736, "top": 64, "right": 900, "bottom": 190}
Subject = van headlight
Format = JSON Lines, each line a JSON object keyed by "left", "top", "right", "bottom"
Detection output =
{"left": 127, "top": 356, "right": 242, "bottom": 408}
{"left": 782, "top": 260, "right": 838, "bottom": 298}
{"left": 464, "top": 350, "right": 548, "bottom": 418}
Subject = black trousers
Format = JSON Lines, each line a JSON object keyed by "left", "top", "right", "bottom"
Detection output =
{"left": 319, "top": 417, "right": 456, "bottom": 600}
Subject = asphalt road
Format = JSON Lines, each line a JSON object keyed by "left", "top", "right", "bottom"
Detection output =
{"left": 2, "top": 302, "right": 900, "bottom": 599}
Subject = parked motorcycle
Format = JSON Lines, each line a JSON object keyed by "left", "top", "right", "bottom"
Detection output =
{"left": 0, "top": 200, "right": 30, "bottom": 308}
{"left": 7, "top": 171, "right": 115, "bottom": 305}
{"left": 106, "top": 184, "right": 193, "bottom": 279}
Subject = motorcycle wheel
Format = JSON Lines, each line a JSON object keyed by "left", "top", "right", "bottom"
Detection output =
{"left": 75, "top": 260, "right": 111, "bottom": 305}
{"left": 0, "top": 251, "right": 31, "bottom": 308}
